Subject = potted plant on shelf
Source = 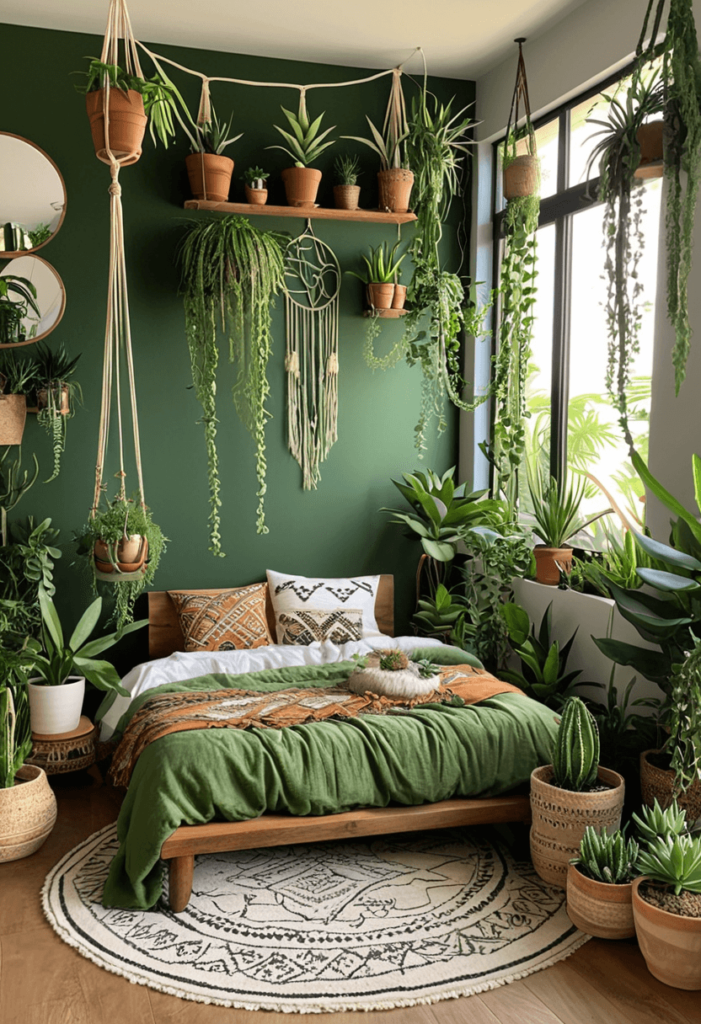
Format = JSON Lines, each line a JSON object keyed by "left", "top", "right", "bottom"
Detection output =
{"left": 333, "top": 154, "right": 362, "bottom": 211}
{"left": 566, "top": 825, "right": 640, "bottom": 939}
{"left": 243, "top": 166, "right": 270, "bottom": 205}
{"left": 0, "top": 352, "right": 36, "bottom": 445}
{"left": 343, "top": 75, "right": 413, "bottom": 213}
{"left": 33, "top": 343, "right": 81, "bottom": 483}
{"left": 0, "top": 645, "right": 58, "bottom": 863}
{"left": 530, "top": 696, "right": 625, "bottom": 888}
{"left": 526, "top": 464, "right": 612, "bottom": 584}
{"left": 186, "top": 107, "right": 243, "bottom": 203}
{"left": 348, "top": 241, "right": 407, "bottom": 311}
{"left": 27, "top": 589, "right": 144, "bottom": 736}
{"left": 268, "top": 94, "right": 336, "bottom": 207}
{"left": 0, "top": 272, "right": 40, "bottom": 345}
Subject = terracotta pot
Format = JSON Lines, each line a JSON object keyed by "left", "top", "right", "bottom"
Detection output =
{"left": 503, "top": 155, "right": 539, "bottom": 199}
{"left": 28, "top": 677, "right": 85, "bottom": 736}
{"left": 377, "top": 169, "right": 414, "bottom": 213}
{"left": 186, "top": 153, "right": 234, "bottom": 203}
{"left": 0, "top": 393, "right": 27, "bottom": 444}
{"left": 633, "top": 876, "right": 701, "bottom": 990}
{"left": 37, "top": 384, "right": 70, "bottom": 415}
{"left": 366, "top": 283, "right": 395, "bottom": 310}
{"left": 640, "top": 749, "right": 701, "bottom": 820}
{"left": 533, "top": 545, "right": 573, "bottom": 586}
{"left": 566, "top": 863, "right": 636, "bottom": 939}
{"left": 334, "top": 184, "right": 360, "bottom": 211}
{"left": 244, "top": 184, "right": 268, "bottom": 205}
{"left": 0, "top": 764, "right": 57, "bottom": 863}
{"left": 391, "top": 284, "right": 407, "bottom": 310}
{"left": 281, "top": 167, "right": 322, "bottom": 207}
{"left": 86, "top": 88, "right": 147, "bottom": 167}
{"left": 94, "top": 534, "right": 148, "bottom": 574}
{"left": 530, "top": 764, "right": 625, "bottom": 888}
{"left": 635, "top": 120, "right": 664, "bottom": 178}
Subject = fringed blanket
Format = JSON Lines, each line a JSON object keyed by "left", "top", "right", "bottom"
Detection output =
{"left": 108, "top": 665, "right": 522, "bottom": 788}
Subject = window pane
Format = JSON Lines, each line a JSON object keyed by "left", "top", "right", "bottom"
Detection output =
{"left": 525, "top": 222, "right": 556, "bottom": 475}
{"left": 569, "top": 90, "right": 613, "bottom": 187}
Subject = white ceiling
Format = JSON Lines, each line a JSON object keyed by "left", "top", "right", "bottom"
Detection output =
{"left": 2, "top": 0, "right": 591, "bottom": 79}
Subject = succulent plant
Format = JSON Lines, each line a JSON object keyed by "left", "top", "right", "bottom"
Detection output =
{"left": 571, "top": 826, "right": 639, "bottom": 884}
{"left": 551, "top": 696, "right": 601, "bottom": 791}
{"left": 377, "top": 649, "right": 409, "bottom": 672}
{"left": 636, "top": 834, "right": 701, "bottom": 895}
{"left": 632, "top": 798, "right": 689, "bottom": 844}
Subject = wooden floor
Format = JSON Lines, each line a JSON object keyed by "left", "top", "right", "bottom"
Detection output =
{"left": 1, "top": 773, "right": 700, "bottom": 1024}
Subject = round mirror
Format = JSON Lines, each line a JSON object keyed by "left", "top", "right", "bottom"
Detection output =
{"left": 0, "top": 133, "right": 67, "bottom": 257}
{"left": 0, "top": 256, "right": 66, "bottom": 348}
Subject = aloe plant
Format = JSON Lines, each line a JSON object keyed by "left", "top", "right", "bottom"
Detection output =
{"left": 348, "top": 242, "right": 407, "bottom": 285}
{"left": 551, "top": 696, "right": 601, "bottom": 791}
{"left": 268, "top": 94, "right": 336, "bottom": 167}
{"left": 637, "top": 834, "right": 701, "bottom": 895}
{"left": 632, "top": 798, "right": 689, "bottom": 844}
{"left": 572, "top": 826, "right": 640, "bottom": 884}
{"left": 192, "top": 107, "right": 242, "bottom": 156}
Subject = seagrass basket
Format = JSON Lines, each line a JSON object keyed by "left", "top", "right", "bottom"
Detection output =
{"left": 640, "top": 749, "right": 701, "bottom": 821}
{"left": 0, "top": 393, "right": 27, "bottom": 445}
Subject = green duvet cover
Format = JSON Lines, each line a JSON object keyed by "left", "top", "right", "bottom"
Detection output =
{"left": 103, "top": 647, "right": 558, "bottom": 909}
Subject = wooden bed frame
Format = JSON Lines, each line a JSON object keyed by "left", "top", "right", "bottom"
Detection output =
{"left": 147, "top": 580, "right": 531, "bottom": 912}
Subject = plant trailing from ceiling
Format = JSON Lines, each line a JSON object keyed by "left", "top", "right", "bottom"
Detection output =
{"left": 33, "top": 343, "right": 82, "bottom": 483}
{"left": 179, "top": 216, "right": 287, "bottom": 547}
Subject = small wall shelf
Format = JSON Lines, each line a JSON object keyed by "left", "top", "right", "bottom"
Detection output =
{"left": 183, "top": 200, "right": 417, "bottom": 225}
{"left": 362, "top": 309, "right": 407, "bottom": 319}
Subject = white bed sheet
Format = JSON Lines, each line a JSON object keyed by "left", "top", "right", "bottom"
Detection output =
{"left": 99, "top": 635, "right": 443, "bottom": 739}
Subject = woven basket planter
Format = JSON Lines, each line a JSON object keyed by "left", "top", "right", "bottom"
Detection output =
{"left": 377, "top": 169, "right": 414, "bottom": 213}
{"left": 282, "top": 167, "right": 322, "bottom": 207}
{"left": 186, "top": 153, "right": 234, "bottom": 203}
{"left": 640, "top": 749, "right": 701, "bottom": 820}
{"left": 244, "top": 185, "right": 268, "bottom": 205}
{"left": 566, "top": 863, "right": 635, "bottom": 939}
{"left": 530, "top": 764, "right": 625, "bottom": 888}
{"left": 633, "top": 876, "right": 701, "bottom": 990}
{"left": 0, "top": 393, "right": 27, "bottom": 444}
{"left": 86, "top": 88, "right": 147, "bottom": 167}
{"left": 503, "top": 155, "right": 539, "bottom": 199}
{"left": 533, "top": 545, "right": 573, "bottom": 586}
{"left": 0, "top": 764, "right": 57, "bottom": 863}
{"left": 334, "top": 184, "right": 360, "bottom": 211}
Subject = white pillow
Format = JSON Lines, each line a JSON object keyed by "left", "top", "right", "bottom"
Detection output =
{"left": 266, "top": 570, "right": 382, "bottom": 645}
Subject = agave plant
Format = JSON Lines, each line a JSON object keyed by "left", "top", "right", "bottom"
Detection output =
{"left": 192, "top": 106, "right": 242, "bottom": 156}
{"left": 572, "top": 826, "right": 640, "bottom": 885}
{"left": 526, "top": 463, "right": 612, "bottom": 548}
{"left": 268, "top": 94, "right": 336, "bottom": 167}
{"left": 632, "top": 798, "right": 689, "bottom": 844}
{"left": 637, "top": 833, "right": 701, "bottom": 895}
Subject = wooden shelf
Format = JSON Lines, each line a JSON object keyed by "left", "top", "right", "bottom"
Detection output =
{"left": 363, "top": 308, "right": 407, "bottom": 318}
{"left": 183, "top": 199, "right": 417, "bottom": 225}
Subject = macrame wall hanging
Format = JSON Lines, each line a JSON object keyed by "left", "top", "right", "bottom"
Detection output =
{"left": 284, "top": 223, "right": 341, "bottom": 490}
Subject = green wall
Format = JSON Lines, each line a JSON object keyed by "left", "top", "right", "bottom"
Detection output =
{"left": 1, "top": 23, "right": 474, "bottom": 666}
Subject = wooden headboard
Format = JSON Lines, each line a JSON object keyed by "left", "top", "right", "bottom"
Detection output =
{"left": 147, "top": 576, "right": 395, "bottom": 659}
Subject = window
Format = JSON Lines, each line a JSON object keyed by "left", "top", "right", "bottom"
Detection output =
{"left": 492, "top": 70, "right": 661, "bottom": 528}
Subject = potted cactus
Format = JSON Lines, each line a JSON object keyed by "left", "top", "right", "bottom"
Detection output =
{"left": 243, "top": 166, "right": 269, "bottom": 205}
{"left": 267, "top": 94, "right": 336, "bottom": 207}
{"left": 348, "top": 241, "right": 407, "bottom": 312}
{"left": 567, "top": 826, "right": 639, "bottom": 939}
{"left": 530, "top": 696, "right": 625, "bottom": 888}
{"left": 333, "top": 154, "right": 362, "bottom": 211}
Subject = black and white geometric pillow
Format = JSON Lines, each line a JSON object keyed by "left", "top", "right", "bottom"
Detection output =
{"left": 266, "top": 570, "right": 381, "bottom": 644}
{"left": 277, "top": 608, "right": 364, "bottom": 646}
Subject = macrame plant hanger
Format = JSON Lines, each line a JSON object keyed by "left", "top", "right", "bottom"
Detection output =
{"left": 284, "top": 215, "right": 341, "bottom": 490}
{"left": 505, "top": 38, "right": 536, "bottom": 159}
{"left": 91, "top": 0, "right": 148, "bottom": 581}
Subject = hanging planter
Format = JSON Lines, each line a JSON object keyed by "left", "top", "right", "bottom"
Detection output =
{"left": 86, "top": 88, "right": 147, "bottom": 166}
{"left": 503, "top": 153, "right": 539, "bottom": 198}
{"left": 33, "top": 343, "right": 81, "bottom": 483}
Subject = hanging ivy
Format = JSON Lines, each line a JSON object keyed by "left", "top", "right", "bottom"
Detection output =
{"left": 179, "top": 216, "right": 287, "bottom": 551}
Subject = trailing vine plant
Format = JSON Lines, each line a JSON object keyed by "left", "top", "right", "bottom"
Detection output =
{"left": 179, "top": 216, "right": 287, "bottom": 550}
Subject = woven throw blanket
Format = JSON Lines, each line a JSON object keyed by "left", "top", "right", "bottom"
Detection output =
{"left": 108, "top": 665, "right": 522, "bottom": 788}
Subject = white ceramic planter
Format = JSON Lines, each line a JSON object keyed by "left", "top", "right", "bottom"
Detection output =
{"left": 28, "top": 676, "right": 85, "bottom": 735}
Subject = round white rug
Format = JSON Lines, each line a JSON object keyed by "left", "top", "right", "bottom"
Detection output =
{"left": 43, "top": 823, "right": 588, "bottom": 1013}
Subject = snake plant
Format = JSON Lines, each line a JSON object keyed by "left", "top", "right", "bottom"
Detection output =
{"left": 551, "top": 696, "right": 601, "bottom": 791}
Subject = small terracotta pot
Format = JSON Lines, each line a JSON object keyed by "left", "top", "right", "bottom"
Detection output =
{"left": 37, "top": 384, "right": 70, "bottom": 415}
{"left": 503, "top": 155, "right": 539, "bottom": 199}
{"left": 640, "top": 749, "right": 701, "bottom": 820}
{"left": 281, "top": 167, "right": 322, "bottom": 207}
{"left": 86, "top": 88, "right": 147, "bottom": 167}
{"left": 244, "top": 184, "right": 268, "bottom": 205}
{"left": 566, "top": 863, "right": 636, "bottom": 939}
{"left": 530, "top": 764, "right": 625, "bottom": 888}
{"left": 334, "top": 184, "right": 360, "bottom": 211}
{"left": 391, "top": 284, "right": 407, "bottom": 310}
{"left": 533, "top": 545, "right": 573, "bottom": 586}
{"left": 367, "top": 283, "right": 395, "bottom": 310}
{"left": 635, "top": 120, "right": 664, "bottom": 178}
{"left": 377, "top": 169, "right": 414, "bottom": 213}
{"left": 0, "top": 394, "right": 27, "bottom": 445}
{"left": 94, "top": 535, "right": 148, "bottom": 574}
{"left": 186, "top": 153, "right": 234, "bottom": 203}
{"left": 633, "top": 876, "right": 701, "bottom": 990}
{"left": 0, "top": 764, "right": 57, "bottom": 863}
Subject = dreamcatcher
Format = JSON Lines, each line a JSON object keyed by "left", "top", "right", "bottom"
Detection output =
{"left": 284, "top": 224, "right": 341, "bottom": 490}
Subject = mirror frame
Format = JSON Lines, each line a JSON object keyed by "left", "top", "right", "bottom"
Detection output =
{"left": 0, "top": 254, "right": 67, "bottom": 349}
{"left": 1, "top": 132, "right": 67, "bottom": 258}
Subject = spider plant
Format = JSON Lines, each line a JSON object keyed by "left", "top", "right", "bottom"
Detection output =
{"left": 526, "top": 464, "right": 612, "bottom": 549}
{"left": 33, "top": 343, "right": 82, "bottom": 483}
{"left": 348, "top": 242, "right": 407, "bottom": 285}
{"left": 0, "top": 352, "right": 37, "bottom": 396}
{"left": 268, "top": 94, "right": 336, "bottom": 167}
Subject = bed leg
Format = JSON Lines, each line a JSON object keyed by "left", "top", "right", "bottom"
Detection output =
{"left": 168, "top": 855, "right": 194, "bottom": 912}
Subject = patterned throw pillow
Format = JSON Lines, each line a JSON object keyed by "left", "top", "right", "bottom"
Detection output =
{"left": 266, "top": 570, "right": 382, "bottom": 645}
{"left": 277, "top": 608, "right": 364, "bottom": 646}
{"left": 168, "top": 584, "right": 272, "bottom": 652}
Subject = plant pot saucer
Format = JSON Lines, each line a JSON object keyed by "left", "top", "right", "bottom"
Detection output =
{"left": 634, "top": 159, "right": 664, "bottom": 179}
{"left": 287, "top": 201, "right": 319, "bottom": 209}
{"left": 363, "top": 309, "right": 407, "bottom": 318}
{"left": 94, "top": 566, "right": 147, "bottom": 583}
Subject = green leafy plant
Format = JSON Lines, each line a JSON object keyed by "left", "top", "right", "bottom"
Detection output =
{"left": 0, "top": 273, "right": 40, "bottom": 344}
{"left": 0, "top": 517, "right": 61, "bottom": 649}
{"left": 0, "top": 647, "right": 36, "bottom": 788}
{"left": 334, "top": 154, "right": 361, "bottom": 186}
{"left": 33, "top": 343, "right": 81, "bottom": 483}
{"left": 348, "top": 242, "right": 407, "bottom": 285}
{"left": 243, "top": 166, "right": 269, "bottom": 187}
{"left": 499, "top": 601, "right": 586, "bottom": 708}
{"left": 632, "top": 798, "right": 689, "bottom": 844}
{"left": 666, "top": 637, "right": 701, "bottom": 795}
{"left": 192, "top": 107, "right": 242, "bottom": 155}
{"left": 0, "top": 352, "right": 36, "bottom": 395}
{"left": 268, "top": 94, "right": 336, "bottom": 167}
{"left": 636, "top": 834, "right": 701, "bottom": 895}
{"left": 575, "top": 527, "right": 653, "bottom": 597}
{"left": 0, "top": 448, "right": 39, "bottom": 548}
{"left": 342, "top": 100, "right": 408, "bottom": 171}
{"left": 527, "top": 464, "right": 611, "bottom": 548}
{"left": 179, "top": 216, "right": 287, "bottom": 546}
{"left": 413, "top": 582, "right": 466, "bottom": 642}
{"left": 27, "top": 223, "right": 52, "bottom": 249}
{"left": 551, "top": 695, "right": 601, "bottom": 791}
{"left": 571, "top": 826, "right": 640, "bottom": 884}
{"left": 588, "top": 675, "right": 660, "bottom": 779}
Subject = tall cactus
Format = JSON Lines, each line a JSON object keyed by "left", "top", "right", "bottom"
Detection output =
{"left": 552, "top": 695, "right": 600, "bottom": 790}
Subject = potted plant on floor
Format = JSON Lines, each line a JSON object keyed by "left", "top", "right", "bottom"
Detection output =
{"left": 33, "top": 343, "right": 81, "bottom": 483}
{"left": 0, "top": 644, "right": 58, "bottom": 863}
{"left": 530, "top": 696, "right": 625, "bottom": 888}
{"left": 348, "top": 241, "right": 407, "bottom": 311}
{"left": 268, "top": 94, "right": 336, "bottom": 207}
{"left": 243, "top": 166, "right": 269, "bottom": 205}
{"left": 566, "top": 825, "right": 640, "bottom": 939}
{"left": 186, "top": 107, "right": 243, "bottom": 203}
{"left": 0, "top": 353, "right": 36, "bottom": 445}
{"left": 333, "top": 155, "right": 362, "bottom": 211}
{"left": 500, "top": 601, "right": 587, "bottom": 709}
{"left": 27, "top": 589, "right": 144, "bottom": 736}
{"left": 0, "top": 272, "right": 40, "bottom": 344}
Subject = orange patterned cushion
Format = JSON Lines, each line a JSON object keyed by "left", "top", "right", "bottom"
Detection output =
{"left": 168, "top": 585, "right": 272, "bottom": 652}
